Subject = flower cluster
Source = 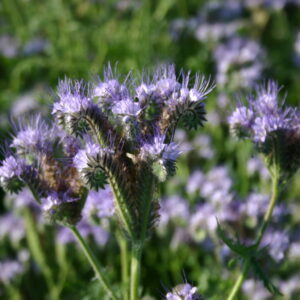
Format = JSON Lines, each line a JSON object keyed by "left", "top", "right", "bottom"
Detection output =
{"left": 229, "top": 81, "right": 300, "bottom": 180}
{"left": 0, "top": 64, "right": 213, "bottom": 241}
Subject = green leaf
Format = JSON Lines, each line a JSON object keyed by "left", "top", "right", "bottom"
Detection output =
{"left": 251, "top": 257, "right": 282, "bottom": 296}
{"left": 217, "top": 222, "right": 256, "bottom": 258}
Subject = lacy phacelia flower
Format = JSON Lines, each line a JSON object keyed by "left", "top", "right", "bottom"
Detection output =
{"left": 53, "top": 79, "right": 92, "bottom": 115}
{"left": 0, "top": 155, "right": 26, "bottom": 192}
{"left": 228, "top": 81, "right": 300, "bottom": 180}
{"left": 166, "top": 283, "right": 202, "bottom": 300}
{"left": 214, "top": 37, "right": 265, "bottom": 89}
{"left": 11, "top": 116, "right": 54, "bottom": 155}
{"left": 0, "top": 260, "right": 24, "bottom": 285}
{"left": 112, "top": 98, "right": 142, "bottom": 116}
{"left": 83, "top": 185, "right": 115, "bottom": 219}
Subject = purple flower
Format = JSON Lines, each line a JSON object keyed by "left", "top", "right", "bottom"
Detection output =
{"left": 166, "top": 283, "right": 200, "bottom": 300}
{"left": 41, "top": 192, "right": 78, "bottom": 213}
{"left": 83, "top": 185, "right": 115, "bottom": 219}
{"left": 0, "top": 213, "right": 25, "bottom": 243}
{"left": 214, "top": 37, "right": 265, "bottom": 88}
{"left": 0, "top": 156, "right": 25, "bottom": 181}
{"left": 229, "top": 81, "right": 300, "bottom": 143}
{"left": 261, "top": 229, "right": 290, "bottom": 262}
{"left": 159, "top": 196, "right": 190, "bottom": 227}
{"left": 92, "top": 65, "right": 130, "bottom": 105}
{"left": 53, "top": 79, "right": 91, "bottom": 115}
{"left": 57, "top": 221, "right": 109, "bottom": 246}
{"left": 112, "top": 98, "right": 142, "bottom": 116}
{"left": 140, "top": 133, "right": 181, "bottom": 162}
{"left": 73, "top": 141, "right": 102, "bottom": 173}
{"left": 0, "top": 260, "right": 24, "bottom": 284}
{"left": 11, "top": 115, "right": 54, "bottom": 154}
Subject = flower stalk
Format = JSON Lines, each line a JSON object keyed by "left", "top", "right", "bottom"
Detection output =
{"left": 69, "top": 226, "right": 118, "bottom": 300}
{"left": 130, "top": 243, "right": 142, "bottom": 300}
{"left": 227, "top": 171, "right": 280, "bottom": 300}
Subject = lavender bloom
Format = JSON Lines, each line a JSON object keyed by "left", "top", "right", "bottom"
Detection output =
{"left": 214, "top": 37, "right": 265, "bottom": 88}
{"left": 53, "top": 79, "right": 92, "bottom": 115}
{"left": 73, "top": 141, "right": 102, "bottom": 173}
{"left": 261, "top": 229, "right": 290, "bottom": 262}
{"left": 83, "top": 185, "right": 115, "bottom": 219}
{"left": 229, "top": 81, "right": 300, "bottom": 151}
{"left": 159, "top": 196, "right": 190, "bottom": 228}
{"left": 11, "top": 116, "right": 54, "bottom": 155}
{"left": 247, "top": 157, "right": 270, "bottom": 180}
{"left": 166, "top": 283, "right": 201, "bottom": 300}
{"left": 193, "top": 134, "right": 215, "bottom": 159}
{"left": 0, "top": 35, "right": 19, "bottom": 58}
{"left": 0, "top": 155, "right": 26, "bottom": 192}
{"left": 92, "top": 65, "right": 130, "bottom": 105}
{"left": 112, "top": 98, "right": 142, "bottom": 116}
{"left": 140, "top": 133, "right": 181, "bottom": 162}
{"left": 41, "top": 192, "right": 78, "bottom": 213}
{"left": 0, "top": 260, "right": 24, "bottom": 284}
{"left": 186, "top": 170, "right": 205, "bottom": 194}
{"left": 242, "top": 279, "right": 270, "bottom": 300}
{"left": 57, "top": 221, "right": 109, "bottom": 246}
{"left": 0, "top": 213, "right": 25, "bottom": 243}
{"left": 8, "top": 188, "right": 39, "bottom": 210}
{"left": 280, "top": 275, "right": 300, "bottom": 297}
{"left": 194, "top": 1, "right": 245, "bottom": 43}
{"left": 0, "top": 156, "right": 25, "bottom": 181}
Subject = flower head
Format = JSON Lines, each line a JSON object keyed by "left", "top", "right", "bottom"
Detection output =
{"left": 11, "top": 115, "right": 54, "bottom": 155}
{"left": 53, "top": 79, "right": 92, "bottom": 115}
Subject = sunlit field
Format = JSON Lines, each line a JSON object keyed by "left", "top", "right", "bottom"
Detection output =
{"left": 1, "top": 1, "right": 300, "bottom": 299}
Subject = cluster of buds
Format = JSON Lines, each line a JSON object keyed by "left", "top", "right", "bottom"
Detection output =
{"left": 228, "top": 81, "right": 300, "bottom": 182}
{"left": 0, "top": 64, "right": 214, "bottom": 242}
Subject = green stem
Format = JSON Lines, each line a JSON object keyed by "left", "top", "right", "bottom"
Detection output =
{"left": 227, "top": 175, "right": 279, "bottom": 300}
{"left": 116, "top": 233, "right": 129, "bottom": 300}
{"left": 130, "top": 243, "right": 142, "bottom": 300}
{"left": 69, "top": 226, "right": 118, "bottom": 300}
{"left": 24, "top": 209, "right": 59, "bottom": 300}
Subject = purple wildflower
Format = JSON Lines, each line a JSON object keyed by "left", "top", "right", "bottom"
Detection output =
{"left": 159, "top": 196, "right": 190, "bottom": 227}
{"left": 112, "top": 98, "right": 142, "bottom": 116}
{"left": 166, "top": 283, "right": 200, "bottom": 300}
{"left": 53, "top": 79, "right": 92, "bottom": 115}
{"left": 11, "top": 115, "right": 54, "bottom": 154}
{"left": 0, "top": 156, "right": 25, "bottom": 180}
{"left": 92, "top": 65, "right": 130, "bottom": 105}
{"left": 214, "top": 37, "right": 265, "bottom": 88}
{"left": 57, "top": 221, "right": 109, "bottom": 246}
{"left": 140, "top": 133, "right": 181, "bottom": 162}
{"left": 261, "top": 229, "right": 290, "bottom": 262}
{"left": 73, "top": 141, "right": 102, "bottom": 173}
{"left": 41, "top": 192, "right": 78, "bottom": 214}
{"left": 0, "top": 213, "right": 25, "bottom": 243}
{"left": 83, "top": 185, "right": 115, "bottom": 219}
{"left": 0, "top": 260, "right": 24, "bottom": 284}
{"left": 229, "top": 81, "right": 300, "bottom": 143}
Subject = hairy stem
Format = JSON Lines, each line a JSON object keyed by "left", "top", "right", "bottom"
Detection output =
{"left": 130, "top": 243, "right": 142, "bottom": 300}
{"left": 24, "top": 209, "right": 59, "bottom": 300}
{"left": 227, "top": 174, "right": 279, "bottom": 300}
{"left": 116, "top": 233, "right": 129, "bottom": 300}
{"left": 70, "top": 226, "right": 118, "bottom": 300}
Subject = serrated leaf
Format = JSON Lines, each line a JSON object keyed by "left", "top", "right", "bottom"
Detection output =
{"left": 217, "top": 222, "right": 256, "bottom": 258}
{"left": 251, "top": 257, "right": 282, "bottom": 296}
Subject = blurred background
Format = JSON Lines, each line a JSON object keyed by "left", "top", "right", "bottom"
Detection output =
{"left": 1, "top": 0, "right": 300, "bottom": 299}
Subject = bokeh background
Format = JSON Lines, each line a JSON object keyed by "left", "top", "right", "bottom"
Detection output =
{"left": 1, "top": 0, "right": 300, "bottom": 299}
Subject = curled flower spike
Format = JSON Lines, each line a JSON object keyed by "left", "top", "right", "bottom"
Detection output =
{"left": 228, "top": 81, "right": 300, "bottom": 181}
{"left": 11, "top": 115, "right": 55, "bottom": 156}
